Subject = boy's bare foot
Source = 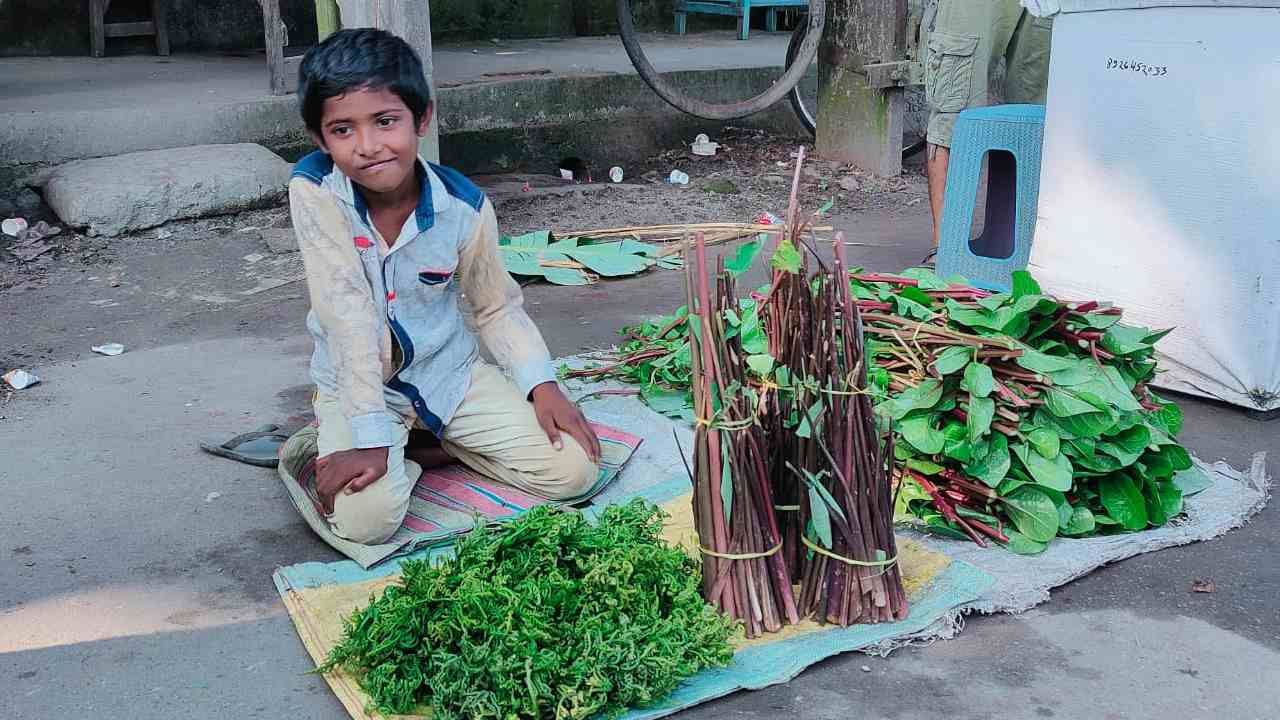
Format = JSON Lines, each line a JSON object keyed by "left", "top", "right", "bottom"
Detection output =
{"left": 405, "top": 446, "right": 453, "bottom": 470}
{"left": 406, "top": 428, "right": 453, "bottom": 469}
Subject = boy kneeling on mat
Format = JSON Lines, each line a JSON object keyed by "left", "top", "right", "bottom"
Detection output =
{"left": 280, "top": 28, "right": 600, "bottom": 545}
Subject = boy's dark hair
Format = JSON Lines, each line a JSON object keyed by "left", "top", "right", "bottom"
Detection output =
{"left": 298, "top": 28, "right": 432, "bottom": 135}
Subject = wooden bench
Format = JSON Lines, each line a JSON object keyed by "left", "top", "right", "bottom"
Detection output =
{"left": 675, "top": 0, "right": 807, "bottom": 40}
{"left": 90, "top": 1, "right": 294, "bottom": 96}
{"left": 90, "top": 0, "right": 170, "bottom": 57}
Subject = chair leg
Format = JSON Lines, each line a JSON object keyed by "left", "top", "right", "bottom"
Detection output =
{"left": 675, "top": 10, "right": 687, "bottom": 35}
{"left": 90, "top": 0, "right": 109, "bottom": 58}
{"left": 152, "top": 0, "right": 171, "bottom": 56}
{"left": 766, "top": 7, "right": 778, "bottom": 33}
{"left": 738, "top": 0, "right": 751, "bottom": 40}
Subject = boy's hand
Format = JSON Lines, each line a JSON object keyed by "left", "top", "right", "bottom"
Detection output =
{"left": 314, "top": 446, "right": 389, "bottom": 514}
{"left": 530, "top": 382, "right": 601, "bottom": 463}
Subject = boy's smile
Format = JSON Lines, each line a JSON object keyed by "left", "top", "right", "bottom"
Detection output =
{"left": 313, "top": 85, "right": 432, "bottom": 204}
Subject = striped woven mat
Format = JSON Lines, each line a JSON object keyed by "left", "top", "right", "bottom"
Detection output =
{"left": 280, "top": 423, "right": 643, "bottom": 568}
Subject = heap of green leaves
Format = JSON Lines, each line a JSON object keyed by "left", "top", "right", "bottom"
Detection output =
{"left": 562, "top": 240, "right": 769, "bottom": 420}
{"left": 854, "top": 269, "right": 1212, "bottom": 554}
{"left": 321, "top": 500, "right": 736, "bottom": 718}
{"left": 571, "top": 260, "right": 1213, "bottom": 555}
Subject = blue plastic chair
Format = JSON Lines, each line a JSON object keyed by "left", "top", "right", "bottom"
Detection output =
{"left": 935, "top": 104, "right": 1046, "bottom": 292}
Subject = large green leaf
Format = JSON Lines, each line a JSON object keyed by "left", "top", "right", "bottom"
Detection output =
{"left": 1012, "top": 443, "right": 1074, "bottom": 491}
{"left": 1061, "top": 506, "right": 1097, "bottom": 536}
{"left": 1098, "top": 424, "right": 1151, "bottom": 466}
{"left": 1101, "top": 324, "right": 1154, "bottom": 356}
{"left": 893, "top": 294, "right": 935, "bottom": 321}
{"left": 1002, "top": 486, "right": 1060, "bottom": 542}
{"left": 901, "top": 414, "right": 946, "bottom": 454}
{"left": 967, "top": 395, "right": 995, "bottom": 442}
{"left": 1148, "top": 399, "right": 1185, "bottom": 436}
{"left": 1044, "top": 387, "right": 1108, "bottom": 417}
{"left": 1078, "top": 312, "right": 1121, "bottom": 330}
{"left": 1049, "top": 408, "right": 1117, "bottom": 439}
{"left": 932, "top": 346, "right": 973, "bottom": 376}
{"left": 1026, "top": 427, "right": 1060, "bottom": 459}
{"left": 771, "top": 238, "right": 802, "bottom": 273}
{"left": 1003, "top": 529, "right": 1050, "bottom": 555}
{"left": 888, "top": 379, "right": 944, "bottom": 420}
{"left": 724, "top": 239, "right": 761, "bottom": 277}
{"left": 1154, "top": 480, "right": 1183, "bottom": 521}
{"left": 961, "top": 361, "right": 995, "bottom": 398}
{"left": 746, "top": 353, "right": 775, "bottom": 376}
{"left": 738, "top": 307, "right": 769, "bottom": 355}
{"left": 1010, "top": 270, "right": 1042, "bottom": 298}
{"left": 941, "top": 421, "right": 974, "bottom": 463}
{"left": 1098, "top": 474, "right": 1149, "bottom": 530}
{"left": 1172, "top": 466, "right": 1213, "bottom": 496}
{"left": 807, "top": 486, "right": 833, "bottom": 549}
{"left": 795, "top": 399, "right": 826, "bottom": 439}
{"left": 502, "top": 230, "right": 550, "bottom": 248}
{"left": 1015, "top": 348, "right": 1077, "bottom": 374}
{"left": 964, "top": 433, "right": 1010, "bottom": 487}
{"left": 565, "top": 241, "right": 654, "bottom": 277}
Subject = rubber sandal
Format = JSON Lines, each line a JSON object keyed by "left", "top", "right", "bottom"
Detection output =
{"left": 199, "top": 424, "right": 291, "bottom": 467}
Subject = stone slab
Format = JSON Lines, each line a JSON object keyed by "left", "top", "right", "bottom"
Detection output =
{"left": 41, "top": 144, "right": 290, "bottom": 237}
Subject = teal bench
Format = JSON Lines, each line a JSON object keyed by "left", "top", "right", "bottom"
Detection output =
{"left": 675, "top": 0, "right": 808, "bottom": 41}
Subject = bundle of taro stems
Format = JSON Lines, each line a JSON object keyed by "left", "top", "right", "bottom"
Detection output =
{"left": 685, "top": 148, "right": 907, "bottom": 633}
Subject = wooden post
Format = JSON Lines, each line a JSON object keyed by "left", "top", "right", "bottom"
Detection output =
{"left": 261, "top": 0, "right": 290, "bottom": 96}
{"left": 816, "top": 0, "right": 906, "bottom": 176}
{"left": 336, "top": 1, "right": 441, "bottom": 163}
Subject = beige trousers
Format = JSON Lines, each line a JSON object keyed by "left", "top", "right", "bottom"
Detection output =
{"left": 315, "top": 361, "right": 597, "bottom": 544}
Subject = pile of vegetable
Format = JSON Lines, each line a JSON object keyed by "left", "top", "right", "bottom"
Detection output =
{"left": 849, "top": 269, "right": 1211, "bottom": 554}
{"left": 565, "top": 266, "right": 1211, "bottom": 556}
{"left": 322, "top": 500, "right": 736, "bottom": 718}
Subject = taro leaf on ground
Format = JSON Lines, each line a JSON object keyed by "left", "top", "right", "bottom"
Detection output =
{"left": 499, "top": 232, "right": 666, "bottom": 285}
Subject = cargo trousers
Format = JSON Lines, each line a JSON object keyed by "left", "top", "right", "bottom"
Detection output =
{"left": 925, "top": 0, "right": 1054, "bottom": 148}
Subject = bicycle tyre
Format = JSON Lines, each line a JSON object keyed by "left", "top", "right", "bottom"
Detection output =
{"left": 616, "top": 0, "right": 825, "bottom": 121}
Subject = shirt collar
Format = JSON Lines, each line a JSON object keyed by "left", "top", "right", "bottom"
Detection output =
{"left": 332, "top": 156, "right": 437, "bottom": 233}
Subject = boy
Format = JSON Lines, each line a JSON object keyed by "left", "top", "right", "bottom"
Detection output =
{"left": 280, "top": 28, "right": 600, "bottom": 545}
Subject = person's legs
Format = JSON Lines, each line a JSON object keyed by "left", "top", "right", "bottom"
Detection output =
{"left": 441, "top": 361, "right": 597, "bottom": 501}
{"left": 924, "top": 0, "right": 1024, "bottom": 251}
{"left": 313, "top": 393, "right": 418, "bottom": 544}
{"left": 1004, "top": 12, "right": 1053, "bottom": 105}
{"left": 926, "top": 143, "right": 951, "bottom": 252}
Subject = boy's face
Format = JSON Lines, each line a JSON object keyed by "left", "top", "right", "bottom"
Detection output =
{"left": 312, "top": 85, "right": 432, "bottom": 197}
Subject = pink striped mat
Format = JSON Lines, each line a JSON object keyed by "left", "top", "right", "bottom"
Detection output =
{"left": 280, "top": 423, "right": 643, "bottom": 568}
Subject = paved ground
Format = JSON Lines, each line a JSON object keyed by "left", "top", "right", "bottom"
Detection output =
{"left": 1, "top": 149, "right": 1276, "bottom": 719}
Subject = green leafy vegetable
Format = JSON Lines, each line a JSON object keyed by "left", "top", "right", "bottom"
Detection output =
{"left": 321, "top": 501, "right": 736, "bottom": 718}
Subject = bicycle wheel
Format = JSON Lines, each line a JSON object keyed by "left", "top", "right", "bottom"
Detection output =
{"left": 785, "top": 18, "right": 928, "bottom": 160}
{"left": 786, "top": 22, "right": 817, "bottom": 136}
{"left": 616, "top": 0, "right": 825, "bottom": 120}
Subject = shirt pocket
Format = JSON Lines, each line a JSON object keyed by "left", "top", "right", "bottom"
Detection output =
{"left": 926, "top": 31, "right": 980, "bottom": 114}
{"left": 417, "top": 266, "right": 457, "bottom": 287}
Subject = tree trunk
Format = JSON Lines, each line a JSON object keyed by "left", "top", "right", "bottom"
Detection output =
{"left": 816, "top": 0, "right": 906, "bottom": 176}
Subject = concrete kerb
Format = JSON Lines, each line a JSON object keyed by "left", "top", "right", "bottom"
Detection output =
{"left": 1, "top": 66, "right": 812, "bottom": 185}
